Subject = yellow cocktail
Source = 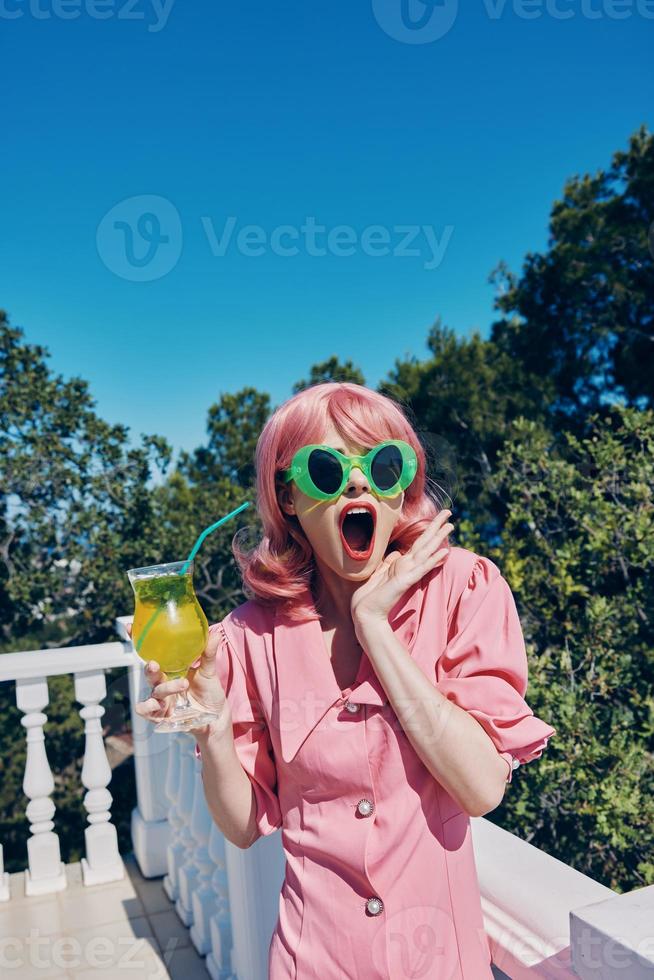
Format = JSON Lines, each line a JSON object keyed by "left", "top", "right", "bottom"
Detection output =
{"left": 127, "top": 560, "right": 217, "bottom": 733}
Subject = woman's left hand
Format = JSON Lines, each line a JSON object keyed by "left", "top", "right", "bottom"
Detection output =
{"left": 351, "top": 509, "right": 454, "bottom": 635}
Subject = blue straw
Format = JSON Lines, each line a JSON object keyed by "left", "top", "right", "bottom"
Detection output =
{"left": 179, "top": 501, "right": 251, "bottom": 576}
{"left": 135, "top": 501, "right": 251, "bottom": 654}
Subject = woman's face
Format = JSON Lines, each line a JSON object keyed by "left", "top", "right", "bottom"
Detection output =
{"left": 278, "top": 422, "right": 405, "bottom": 581}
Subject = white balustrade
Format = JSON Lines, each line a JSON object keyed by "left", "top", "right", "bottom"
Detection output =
{"left": 189, "top": 750, "right": 218, "bottom": 955}
{"left": 205, "top": 824, "right": 233, "bottom": 980}
{"left": 15, "top": 676, "right": 67, "bottom": 896}
{"left": 0, "top": 844, "right": 10, "bottom": 901}
{"left": 74, "top": 668, "right": 124, "bottom": 885}
{"left": 163, "top": 733, "right": 185, "bottom": 902}
{"left": 472, "top": 817, "right": 616, "bottom": 978}
{"left": 223, "top": 827, "right": 285, "bottom": 980}
{"left": 175, "top": 736, "right": 200, "bottom": 925}
{"left": 0, "top": 639, "right": 136, "bottom": 897}
{"left": 115, "top": 616, "right": 171, "bottom": 877}
{"left": 570, "top": 884, "right": 654, "bottom": 978}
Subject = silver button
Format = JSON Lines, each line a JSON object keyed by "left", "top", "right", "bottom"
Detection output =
{"left": 357, "top": 798, "right": 374, "bottom": 817}
{"left": 366, "top": 897, "right": 384, "bottom": 916}
{"left": 511, "top": 757, "right": 520, "bottom": 771}
{"left": 345, "top": 701, "right": 360, "bottom": 713}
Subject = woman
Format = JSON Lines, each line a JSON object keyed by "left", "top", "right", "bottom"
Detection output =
{"left": 135, "top": 381, "right": 556, "bottom": 980}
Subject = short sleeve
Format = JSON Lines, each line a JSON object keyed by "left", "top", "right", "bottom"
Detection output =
{"left": 194, "top": 621, "right": 283, "bottom": 838}
{"left": 436, "top": 555, "right": 556, "bottom": 784}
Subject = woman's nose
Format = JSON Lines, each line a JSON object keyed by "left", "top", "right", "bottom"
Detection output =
{"left": 344, "top": 465, "right": 369, "bottom": 494}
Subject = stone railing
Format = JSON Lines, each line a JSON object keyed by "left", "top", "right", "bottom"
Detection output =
{"left": 0, "top": 638, "right": 135, "bottom": 895}
{"left": 1, "top": 620, "right": 653, "bottom": 979}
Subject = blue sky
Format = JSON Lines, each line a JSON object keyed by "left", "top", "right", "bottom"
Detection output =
{"left": 2, "top": 0, "right": 652, "bottom": 457}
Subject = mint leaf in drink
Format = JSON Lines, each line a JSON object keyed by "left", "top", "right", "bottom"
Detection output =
{"left": 133, "top": 573, "right": 193, "bottom": 606}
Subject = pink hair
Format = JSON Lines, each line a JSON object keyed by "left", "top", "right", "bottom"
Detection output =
{"left": 231, "top": 382, "right": 444, "bottom": 623}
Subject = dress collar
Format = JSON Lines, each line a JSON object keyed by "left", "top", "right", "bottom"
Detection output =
{"left": 272, "top": 581, "right": 423, "bottom": 763}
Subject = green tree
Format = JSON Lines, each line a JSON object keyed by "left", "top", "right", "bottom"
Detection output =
{"left": 0, "top": 313, "right": 172, "bottom": 870}
{"left": 490, "top": 125, "right": 654, "bottom": 417}
{"left": 292, "top": 355, "right": 365, "bottom": 393}
{"left": 379, "top": 318, "right": 552, "bottom": 532}
{"left": 0, "top": 312, "right": 171, "bottom": 648}
{"left": 178, "top": 387, "right": 271, "bottom": 490}
{"left": 380, "top": 126, "right": 653, "bottom": 537}
{"left": 457, "top": 404, "right": 654, "bottom": 891}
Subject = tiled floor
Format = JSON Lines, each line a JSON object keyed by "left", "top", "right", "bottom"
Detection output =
{"left": 0, "top": 854, "right": 211, "bottom": 980}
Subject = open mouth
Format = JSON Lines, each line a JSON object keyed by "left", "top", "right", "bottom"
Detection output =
{"left": 339, "top": 509, "right": 376, "bottom": 561}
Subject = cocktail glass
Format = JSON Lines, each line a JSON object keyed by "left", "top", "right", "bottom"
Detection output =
{"left": 127, "top": 559, "right": 219, "bottom": 733}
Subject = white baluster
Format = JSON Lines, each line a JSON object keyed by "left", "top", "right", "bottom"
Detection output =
{"left": 120, "top": 620, "right": 171, "bottom": 877}
{"left": 175, "top": 736, "right": 199, "bottom": 925}
{"left": 189, "top": 750, "right": 217, "bottom": 955}
{"left": 163, "top": 734, "right": 185, "bottom": 902}
{"left": 74, "top": 669, "right": 125, "bottom": 885}
{"left": 205, "top": 824, "right": 233, "bottom": 980}
{"left": 0, "top": 844, "right": 10, "bottom": 901}
{"left": 16, "top": 677, "right": 67, "bottom": 896}
{"left": 224, "top": 830, "right": 286, "bottom": 980}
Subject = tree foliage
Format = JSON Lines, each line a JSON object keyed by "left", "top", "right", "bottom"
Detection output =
{"left": 457, "top": 404, "right": 654, "bottom": 889}
{"left": 292, "top": 355, "right": 365, "bottom": 393}
{"left": 490, "top": 124, "right": 654, "bottom": 416}
{"left": 0, "top": 313, "right": 172, "bottom": 647}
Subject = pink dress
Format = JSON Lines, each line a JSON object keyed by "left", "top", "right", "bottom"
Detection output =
{"left": 195, "top": 546, "right": 556, "bottom": 979}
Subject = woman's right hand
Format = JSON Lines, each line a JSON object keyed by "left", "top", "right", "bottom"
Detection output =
{"left": 130, "top": 622, "right": 231, "bottom": 735}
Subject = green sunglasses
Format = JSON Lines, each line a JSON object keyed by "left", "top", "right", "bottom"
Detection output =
{"left": 281, "top": 440, "right": 418, "bottom": 501}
